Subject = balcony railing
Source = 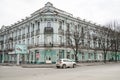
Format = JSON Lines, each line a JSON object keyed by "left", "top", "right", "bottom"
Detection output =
{"left": 44, "top": 43, "right": 53, "bottom": 47}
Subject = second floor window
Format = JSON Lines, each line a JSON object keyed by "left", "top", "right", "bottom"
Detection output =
{"left": 38, "top": 22, "right": 40, "bottom": 29}
{"left": 28, "top": 26, "right": 30, "bottom": 32}
{"left": 32, "top": 24, "right": 34, "bottom": 32}
{"left": 19, "top": 29, "right": 21, "bottom": 35}
{"left": 59, "top": 21, "right": 62, "bottom": 29}
{"left": 47, "top": 22, "right": 51, "bottom": 27}
{"left": 67, "top": 23, "right": 70, "bottom": 31}
{"left": 22, "top": 28, "right": 25, "bottom": 34}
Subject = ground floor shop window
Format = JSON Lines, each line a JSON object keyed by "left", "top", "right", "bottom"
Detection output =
{"left": 94, "top": 53, "right": 97, "bottom": 60}
{"left": 71, "top": 54, "right": 74, "bottom": 59}
{"left": 82, "top": 52, "right": 85, "bottom": 60}
{"left": 59, "top": 50, "right": 64, "bottom": 59}
{"left": 67, "top": 52, "right": 70, "bottom": 59}
{"left": 88, "top": 53, "right": 91, "bottom": 60}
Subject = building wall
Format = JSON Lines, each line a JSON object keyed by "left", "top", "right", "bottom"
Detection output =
{"left": 0, "top": 2, "right": 120, "bottom": 64}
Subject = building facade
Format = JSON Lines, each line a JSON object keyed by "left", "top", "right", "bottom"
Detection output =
{"left": 0, "top": 2, "right": 120, "bottom": 64}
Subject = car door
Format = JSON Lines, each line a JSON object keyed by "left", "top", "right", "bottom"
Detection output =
{"left": 68, "top": 60, "right": 73, "bottom": 67}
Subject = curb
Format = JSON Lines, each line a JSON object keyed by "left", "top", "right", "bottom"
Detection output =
{"left": 21, "top": 64, "right": 56, "bottom": 68}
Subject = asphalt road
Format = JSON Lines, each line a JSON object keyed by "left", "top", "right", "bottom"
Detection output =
{"left": 0, "top": 63, "right": 120, "bottom": 80}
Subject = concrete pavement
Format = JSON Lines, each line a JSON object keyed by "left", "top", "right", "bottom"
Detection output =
{"left": 1, "top": 63, "right": 120, "bottom": 80}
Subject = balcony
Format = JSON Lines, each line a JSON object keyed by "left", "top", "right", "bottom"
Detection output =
{"left": 44, "top": 27, "right": 53, "bottom": 34}
{"left": 44, "top": 43, "right": 53, "bottom": 47}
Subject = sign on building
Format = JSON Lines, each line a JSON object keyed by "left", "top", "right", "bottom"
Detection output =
{"left": 15, "top": 44, "right": 27, "bottom": 54}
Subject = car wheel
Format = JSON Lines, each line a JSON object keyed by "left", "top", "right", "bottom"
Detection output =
{"left": 62, "top": 64, "right": 66, "bottom": 69}
{"left": 73, "top": 64, "right": 76, "bottom": 68}
{"left": 56, "top": 66, "right": 60, "bottom": 68}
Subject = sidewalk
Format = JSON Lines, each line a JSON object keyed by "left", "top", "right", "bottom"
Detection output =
{"left": 0, "top": 62, "right": 119, "bottom": 68}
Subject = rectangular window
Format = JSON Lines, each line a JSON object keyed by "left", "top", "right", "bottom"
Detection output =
{"left": 67, "top": 52, "right": 70, "bottom": 59}
{"left": 19, "top": 41, "right": 21, "bottom": 44}
{"left": 19, "top": 29, "right": 21, "bottom": 35}
{"left": 82, "top": 39, "right": 84, "bottom": 46}
{"left": 23, "top": 40, "right": 25, "bottom": 44}
{"left": 32, "top": 38, "right": 34, "bottom": 44}
{"left": 88, "top": 53, "right": 91, "bottom": 59}
{"left": 28, "top": 39, "right": 29, "bottom": 45}
{"left": 47, "top": 22, "right": 51, "bottom": 27}
{"left": 94, "top": 53, "right": 97, "bottom": 60}
{"left": 59, "top": 21, "right": 62, "bottom": 29}
{"left": 37, "top": 37, "right": 39, "bottom": 44}
{"left": 72, "top": 54, "right": 74, "bottom": 59}
{"left": 82, "top": 52, "right": 85, "bottom": 60}
{"left": 33, "top": 24, "right": 34, "bottom": 31}
{"left": 88, "top": 41, "right": 90, "bottom": 48}
{"left": 38, "top": 22, "right": 40, "bottom": 29}
{"left": 28, "top": 26, "right": 30, "bottom": 32}
{"left": 59, "top": 51, "right": 62, "bottom": 59}
{"left": 59, "top": 36, "right": 62, "bottom": 44}
{"left": 23, "top": 28, "right": 25, "bottom": 34}
{"left": 67, "top": 23, "right": 70, "bottom": 31}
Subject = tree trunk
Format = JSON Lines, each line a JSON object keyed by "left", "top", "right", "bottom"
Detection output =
{"left": 104, "top": 53, "right": 107, "bottom": 63}
{"left": 74, "top": 54, "right": 78, "bottom": 63}
{"left": 115, "top": 52, "right": 117, "bottom": 62}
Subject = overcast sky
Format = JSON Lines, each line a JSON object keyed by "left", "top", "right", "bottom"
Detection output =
{"left": 0, "top": 0, "right": 120, "bottom": 28}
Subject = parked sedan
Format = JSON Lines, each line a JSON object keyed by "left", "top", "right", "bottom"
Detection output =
{"left": 56, "top": 59, "right": 76, "bottom": 69}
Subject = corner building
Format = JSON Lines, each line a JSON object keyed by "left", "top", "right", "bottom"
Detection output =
{"left": 0, "top": 2, "right": 120, "bottom": 64}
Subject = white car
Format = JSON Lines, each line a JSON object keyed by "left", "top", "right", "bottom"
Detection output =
{"left": 56, "top": 59, "right": 76, "bottom": 69}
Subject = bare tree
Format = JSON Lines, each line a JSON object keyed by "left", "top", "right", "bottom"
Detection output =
{"left": 99, "top": 27, "right": 111, "bottom": 63}
{"left": 66, "top": 26, "right": 82, "bottom": 62}
{"left": 109, "top": 21, "right": 120, "bottom": 62}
